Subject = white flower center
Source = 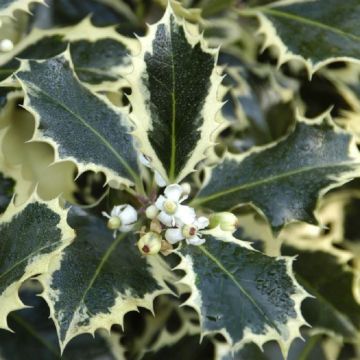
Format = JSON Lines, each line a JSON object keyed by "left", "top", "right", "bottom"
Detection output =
{"left": 182, "top": 225, "right": 197, "bottom": 238}
{"left": 163, "top": 199, "right": 178, "bottom": 215}
{"left": 107, "top": 216, "right": 122, "bottom": 230}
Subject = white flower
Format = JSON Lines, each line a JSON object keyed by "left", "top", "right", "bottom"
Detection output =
{"left": 139, "top": 154, "right": 167, "bottom": 187}
{"left": 165, "top": 216, "right": 209, "bottom": 246}
{"left": 102, "top": 204, "right": 137, "bottom": 237}
{"left": 155, "top": 184, "right": 195, "bottom": 227}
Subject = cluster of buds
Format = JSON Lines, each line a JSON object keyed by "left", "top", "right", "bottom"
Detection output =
{"left": 102, "top": 181, "right": 238, "bottom": 256}
{"left": 139, "top": 184, "right": 238, "bottom": 255}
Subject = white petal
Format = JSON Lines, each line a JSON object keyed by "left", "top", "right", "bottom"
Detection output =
{"left": 157, "top": 211, "right": 174, "bottom": 227}
{"left": 155, "top": 195, "right": 166, "bottom": 210}
{"left": 111, "top": 205, "right": 125, "bottom": 217}
{"left": 139, "top": 153, "right": 151, "bottom": 167}
{"left": 175, "top": 205, "right": 196, "bottom": 225}
{"left": 187, "top": 235, "right": 205, "bottom": 246}
{"left": 120, "top": 223, "right": 135, "bottom": 232}
{"left": 102, "top": 211, "right": 111, "bottom": 219}
{"left": 155, "top": 171, "right": 167, "bottom": 187}
{"left": 196, "top": 216, "right": 209, "bottom": 230}
{"left": 165, "top": 228, "right": 184, "bottom": 244}
{"left": 120, "top": 204, "right": 138, "bottom": 225}
{"left": 164, "top": 184, "right": 183, "bottom": 202}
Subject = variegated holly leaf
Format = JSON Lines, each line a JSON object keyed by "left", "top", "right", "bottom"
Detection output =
{"left": 175, "top": 228, "right": 308, "bottom": 357}
{"left": 0, "top": 0, "right": 44, "bottom": 19}
{"left": 193, "top": 113, "right": 360, "bottom": 233}
{"left": 241, "top": 0, "right": 360, "bottom": 76}
{"left": 7, "top": 282, "right": 126, "bottom": 358}
{"left": 0, "top": 197, "right": 74, "bottom": 331}
{"left": 39, "top": 207, "right": 174, "bottom": 352}
{"left": 13, "top": 52, "right": 140, "bottom": 188}
{"left": 283, "top": 245, "right": 360, "bottom": 341}
{"left": 51, "top": 0, "right": 139, "bottom": 30}
{"left": 127, "top": 5, "right": 223, "bottom": 183}
{"left": 0, "top": 292, "right": 121, "bottom": 360}
{"left": 0, "top": 19, "right": 137, "bottom": 91}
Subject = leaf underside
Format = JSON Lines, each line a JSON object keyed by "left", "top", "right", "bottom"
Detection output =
{"left": 195, "top": 116, "right": 359, "bottom": 232}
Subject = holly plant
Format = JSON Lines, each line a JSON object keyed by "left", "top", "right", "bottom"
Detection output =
{"left": 1, "top": 0, "right": 360, "bottom": 359}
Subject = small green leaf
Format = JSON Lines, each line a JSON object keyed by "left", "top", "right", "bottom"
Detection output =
{"left": 0, "top": 0, "right": 44, "bottom": 18}
{"left": 0, "top": 197, "right": 73, "bottom": 331}
{"left": 14, "top": 52, "right": 140, "bottom": 187}
{"left": 175, "top": 228, "right": 308, "bottom": 357}
{"left": 284, "top": 245, "right": 360, "bottom": 341}
{"left": 242, "top": 0, "right": 360, "bottom": 75}
{"left": 193, "top": 113, "right": 360, "bottom": 233}
{"left": 127, "top": 5, "right": 223, "bottom": 182}
{"left": 39, "top": 207, "right": 174, "bottom": 352}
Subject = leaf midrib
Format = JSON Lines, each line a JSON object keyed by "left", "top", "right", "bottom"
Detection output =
{"left": 193, "top": 160, "right": 357, "bottom": 206}
{"left": 168, "top": 19, "right": 177, "bottom": 181}
{"left": 22, "top": 79, "right": 138, "bottom": 182}
{"left": 198, "top": 245, "right": 283, "bottom": 335}
{"left": 78, "top": 232, "right": 127, "bottom": 306}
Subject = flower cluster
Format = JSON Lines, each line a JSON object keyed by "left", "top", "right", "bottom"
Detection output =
{"left": 150, "top": 184, "right": 208, "bottom": 246}
{"left": 102, "top": 181, "right": 238, "bottom": 255}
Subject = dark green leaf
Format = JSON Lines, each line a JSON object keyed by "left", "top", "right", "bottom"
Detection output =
{"left": 15, "top": 53, "right": 140, "bottom": 186}
{"left": 243, "top": 0, "right": 360, "bottom": 74}
{"left": 39, "top": 207, "right": 173, "bottom": 351}
{"left": 176, "top": 229, "right": 308, "bottom": 355}
{"left": 194, "top": 116, "right": 360, "bottom": 232}
{"left": 128, "top": 6, "right": 222, "bottom": 182}
{"left": 0, "top": 198, "right": 72, "bottom": 330}
{"left": 0, "top": 290, "right": 119, "bottom": 360}
{"left": 284, "top": 246, "right": 360, "bottom": 341}
{"left": 0, "top": 22, "right": 134, "bottom": 88}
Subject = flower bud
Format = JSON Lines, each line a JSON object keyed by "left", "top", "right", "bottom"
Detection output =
{"left": 209, "top": 212, "right": 238, "bottom": 232}
{"left": 181, "top": 183, "right": 191, "bottom": 196}
{"left": 107, "top": 216, "right": 122, "bottom": 230}
{"left": 137, "top": 232, "right": 162, "bottom": 255}
{"left": 150, "top": 219, "right": 162, "bottom": 234}
{"left": 145, "top": 204, "right": 159, "bottom": 219}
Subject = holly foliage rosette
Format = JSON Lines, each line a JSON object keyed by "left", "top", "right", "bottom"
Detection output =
{"left": 1, "top": 0, "right": 360, "bottom": 359}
